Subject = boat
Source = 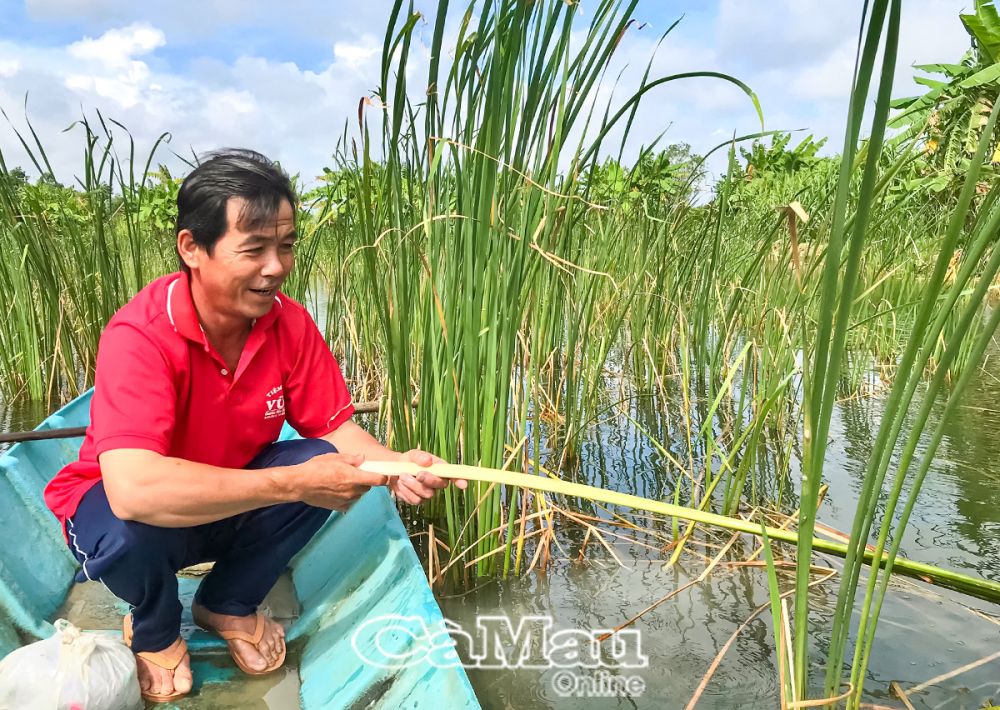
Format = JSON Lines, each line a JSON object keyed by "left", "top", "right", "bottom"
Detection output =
{"left": 0, "top": 390, "right": 481, "bottom": 708}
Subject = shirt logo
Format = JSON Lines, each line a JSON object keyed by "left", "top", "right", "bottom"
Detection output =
{"left": 265, "top": 385, "right": 285, "bottom": 421}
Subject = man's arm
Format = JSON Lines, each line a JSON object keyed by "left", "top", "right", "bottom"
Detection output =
{"left": 100, "top": 448, "right": 385, "bottom": 527}
{"left": 322, "top": 420, "right": 403, "bottom": 461}
{"left": 323, "top": 421, "right": 467, "bottom": 504}
{"left": 282, "top": 313, "right": 464, "bottom": 503}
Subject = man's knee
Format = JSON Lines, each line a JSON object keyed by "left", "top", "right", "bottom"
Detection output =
{"left": 96, "top": 520, "right": 189, "bottom": 577}
{"left": 287, "top": 438, "right": 339, "bottom": 462}
{"left": 246, "top": 438, "right": 338, "bottom": 469}
{"left": 120, "top": 519, "right": 188, "bottom": 553}
{"left": 68, "top": 482, "right": 190, "bottom": 581}
{"left": 68, "top": 519, "right": 188, "bottom": 587}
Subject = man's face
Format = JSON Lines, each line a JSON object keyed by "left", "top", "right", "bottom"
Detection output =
{"left": 186, "top": 197, "right": 296, "bottom": 322}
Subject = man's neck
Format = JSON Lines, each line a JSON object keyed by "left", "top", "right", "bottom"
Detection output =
{"left": 188, "top": 278, "right": 252, "bottom": 353}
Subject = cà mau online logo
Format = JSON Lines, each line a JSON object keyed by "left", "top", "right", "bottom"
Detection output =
{"left": 351, "top": 614, "right": 648, "bottom": 670}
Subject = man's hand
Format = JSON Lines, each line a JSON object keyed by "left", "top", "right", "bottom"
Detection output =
{"left": 293, "top": 452, "right": 390, "bottom": 512}
{"left": 388, "top": 449, "right": 468, "bottom": 505}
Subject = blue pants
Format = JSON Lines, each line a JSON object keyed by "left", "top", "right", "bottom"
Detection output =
{"left": 65, "top": 438, "right": 336, "bottom": 653}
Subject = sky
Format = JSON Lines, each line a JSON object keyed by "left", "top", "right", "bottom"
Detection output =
{"left": 0, "top": 0, "right": 976, "bottom": 190}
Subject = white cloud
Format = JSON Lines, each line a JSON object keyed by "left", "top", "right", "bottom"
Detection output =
{"left": 782, "top": 1, "right": 972, "bottom": 105}
{"left": 703, "top": 0, "right": 973, "bottom": 169}
{"left": 716, "top": 0, "right": 856, "bottom": 71}
{"left": 67, "top": 22, "right": 165, "bottom": 66}
{"left": 0, "top": 59, "right": 21, "bottom": 78}
{"left": 334, "top": 36, "right": 381, "bottom": 70}
{"left": 0, "top": 0, "right": 980, "bottom": 193}
{"left": 24, "top": 0, "right": 399, "bottom": 45}
{"left": 789, "top": 40, "right": 855, "bottom": 101}
{"left": 57, "top": 24, "right": 165, "bottom": 109}
{"left": 0, "top": 15, "right": 430, "bottom": 188}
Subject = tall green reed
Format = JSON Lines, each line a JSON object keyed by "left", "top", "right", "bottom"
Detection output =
{"left": 348, "top": 0, "right": 766, "bottom": 579}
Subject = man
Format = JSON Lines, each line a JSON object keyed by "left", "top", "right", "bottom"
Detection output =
{"left": 43, "top": 149, "right": 465, "bottom": 703}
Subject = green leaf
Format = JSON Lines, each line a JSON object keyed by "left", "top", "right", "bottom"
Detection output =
{"left": 889, "top": 94, "right": 920, "bottom": 109}
{"left": 902, "top": 86, "right": 947, "bottom": 110}
{"left": 912, "top": 62, "right": 973, "bottom": 76}
{"left": 958, "top": 61, "right": 1000, "bottom": 87}
{"left": 912, "top": 75, "right": 949, "bottom": 90}
{"left": 976, "top": 0, "right": 1000, "bottom": 38}
{"left": 760, "top": 524, "right": 791, "bottom": 703}
{"left": 961, "top": 1, "right": 1000, "bottom": 64}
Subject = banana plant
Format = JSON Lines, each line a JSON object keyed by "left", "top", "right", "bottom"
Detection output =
{"left": 890, "top": 0, "right": 1000, "bottom": 193}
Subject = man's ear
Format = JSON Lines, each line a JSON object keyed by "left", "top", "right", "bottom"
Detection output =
{"left": 177, "top": 229, "right": 201, "bottom": 270}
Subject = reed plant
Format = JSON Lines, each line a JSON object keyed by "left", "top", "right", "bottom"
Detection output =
{"left": 0, "top": 115, "right": 336, "bottom": 403}
{"left": 768, "top": 1, "right": 1000, "bottom": 704}
{"left": 344, "top": 0, "right": 766, "bottom": 578}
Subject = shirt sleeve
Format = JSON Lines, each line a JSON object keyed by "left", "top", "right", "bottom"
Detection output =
{"left": 283, "top": 315, "right": 354, "bottom": 438}
{"left": 91, "top": 321, "right": 176, "bottom": 457}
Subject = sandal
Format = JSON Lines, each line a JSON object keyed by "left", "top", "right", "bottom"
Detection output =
{"left": 192, "top": 608, "right": 286, "bottom": 676}
{"left": 122, "top": 613, "right": 191, "bottom": 704}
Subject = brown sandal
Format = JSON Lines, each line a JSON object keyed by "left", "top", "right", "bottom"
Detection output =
{"left": 122, "top": 613, "right": 191, "bottom": 704}
{"left": 193, "top": 609, "right": 286, "bottom": 675}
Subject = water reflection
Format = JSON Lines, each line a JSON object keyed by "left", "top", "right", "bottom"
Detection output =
{"left": 0, "top": 396, "right": 48, "bottom": 453}
{"left": 439, "top": 356, "right": 1000, "bottom": 708}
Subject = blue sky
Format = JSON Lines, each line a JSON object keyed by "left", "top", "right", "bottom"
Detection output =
{"left": 0, "top": 1, "right": 974, "bottom": 187}
{"left": 0, "top": 1, "right": 716, "bottom": 72}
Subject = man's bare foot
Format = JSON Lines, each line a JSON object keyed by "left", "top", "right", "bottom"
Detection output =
{"left": 135, "top": 638, "right": 193, "bottom": 698}
{"left": 191, "top": 602, "right": 285, "bottom": 672}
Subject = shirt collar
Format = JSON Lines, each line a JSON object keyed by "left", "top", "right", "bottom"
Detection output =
{"left": 166, "top": 271, "right": 283, "bottom": 346}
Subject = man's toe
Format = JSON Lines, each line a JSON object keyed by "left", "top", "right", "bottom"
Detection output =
{"left": 138, "top": 671, "right": 152, "bottom": 693}
{"left": 236, "top": 639, "right": 268, "bottom": 670}
{"left": 149, "top": 668, "right": 170, "bottom": 697}
{"left": 174, "top": 661, "right": 193, "bottom": 694}
{"left": 269, "top": 620, "right": 284, "bottom": 662}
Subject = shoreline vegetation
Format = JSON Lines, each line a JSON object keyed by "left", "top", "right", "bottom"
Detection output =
{"left": 2, "top": 0, "right": 999, "bottom": 707}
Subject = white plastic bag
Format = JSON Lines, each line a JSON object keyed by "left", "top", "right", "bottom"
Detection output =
{"left": 0, "top": 619, "right": 141, "bottom": 710}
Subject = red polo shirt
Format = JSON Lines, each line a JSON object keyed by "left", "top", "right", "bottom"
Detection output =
{"left": 44, "top": 272, "right": 354, "bottom": 537}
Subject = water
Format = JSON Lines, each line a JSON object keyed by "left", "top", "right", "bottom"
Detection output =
{"left": 435, "top": 366, "right": 1000, "bottom": 709}
{"left": 0, "top": 396, "right": 49, "bottom": 453}
{"left": 4, "top": 364, "right": 999, "bottom": 708}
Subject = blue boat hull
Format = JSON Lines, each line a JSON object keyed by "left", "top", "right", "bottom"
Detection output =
{"left": 0, "top": 391, "right": 480, "bottom": 708}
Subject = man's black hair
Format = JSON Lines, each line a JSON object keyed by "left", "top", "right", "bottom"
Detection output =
{"left": 175, "top": 149, "right": 296, "bottom": 272}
